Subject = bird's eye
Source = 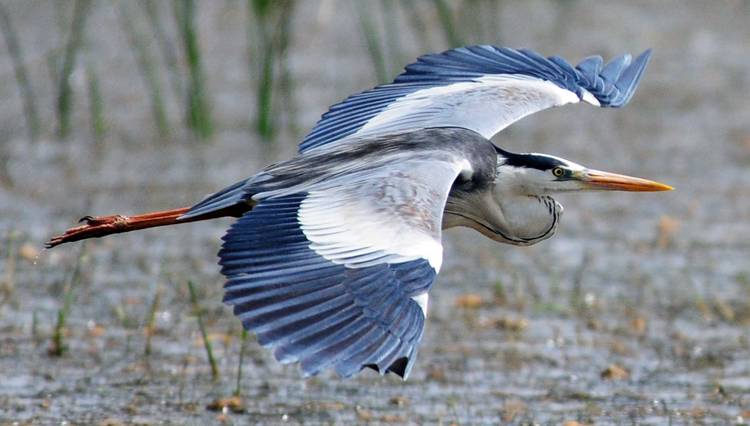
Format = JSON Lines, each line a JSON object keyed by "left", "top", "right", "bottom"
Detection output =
{"left": 552, "top": 167, "right": 565, "bottom": 177}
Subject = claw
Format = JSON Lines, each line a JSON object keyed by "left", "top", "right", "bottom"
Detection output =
{"left": 46, "top": 207, "right": 195, "bottom": 249}
{"left": 47, "top": 215, "right": 121, "bottom": 248}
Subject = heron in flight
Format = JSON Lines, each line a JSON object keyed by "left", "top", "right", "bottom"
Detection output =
{"left": 48, "top": 46, "right": 671, "bottom": 379}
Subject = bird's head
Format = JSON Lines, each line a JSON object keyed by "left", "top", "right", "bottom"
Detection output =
{"left": 494, "top": 148, "right": 673, "bottom": 196}
{"left": 443, "top": 145, "right": 672, "bottom": 247}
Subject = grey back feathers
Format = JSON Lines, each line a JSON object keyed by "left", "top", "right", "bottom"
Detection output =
{"left": 183, "top": 128, "right": 497, "bottom": 220}
{"left": 250, "top": 128, "right": 497, "bottom": 200}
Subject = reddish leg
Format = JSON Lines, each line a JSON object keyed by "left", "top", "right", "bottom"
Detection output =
{"left": 46, "top": 203, "right": 251, "bottom": 248}
{"left": 46, "top": 207, "right": 192, "bottom": 248}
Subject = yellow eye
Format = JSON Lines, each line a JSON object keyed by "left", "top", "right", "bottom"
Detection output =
{"left": 552, "top": 167, "right": 565, "bottom": 177}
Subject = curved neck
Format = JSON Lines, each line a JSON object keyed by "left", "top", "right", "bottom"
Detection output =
{"left": 496, "top": 192, "right": 561, "bottom": 244}
{"left": 444, "top": 188, "right": 561, "bottom": 246}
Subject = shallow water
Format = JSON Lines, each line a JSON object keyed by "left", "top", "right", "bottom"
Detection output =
{"left": 1, "top": 1, "right": 749, "bottom": 424}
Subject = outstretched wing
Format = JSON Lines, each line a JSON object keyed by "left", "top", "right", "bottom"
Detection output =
{"left": 218, "top": 149, "right": 474, "bottom": 378}
{"left": 299, "top": 45, "right": 652, "bottom": 153}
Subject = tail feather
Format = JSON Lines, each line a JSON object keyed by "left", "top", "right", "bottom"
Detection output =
{"left": 180, "top": 178, "right": 252, "bottom": 220}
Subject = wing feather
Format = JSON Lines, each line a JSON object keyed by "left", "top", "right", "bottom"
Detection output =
{"left": 216, "top": 144, "right": 475, "bottom": 378}
{"left": 299, "top": 45, "right": 652, "bottom": 153}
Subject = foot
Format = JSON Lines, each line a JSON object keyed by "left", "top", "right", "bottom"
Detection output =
{"left": 46, "top": 215, "right": 129, "bottom": 248}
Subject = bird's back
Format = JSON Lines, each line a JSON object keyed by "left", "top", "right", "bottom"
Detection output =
{"left": 182, "top": 128, "right": 497, "bottom": 221}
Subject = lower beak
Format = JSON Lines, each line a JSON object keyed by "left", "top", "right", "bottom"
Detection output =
{"left": 582, "top": 169, "right": 673, "bottom": 192}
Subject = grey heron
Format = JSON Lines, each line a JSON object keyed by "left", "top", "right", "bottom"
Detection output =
{"left": 47, "top": 46, "right": 672, "bottom": 379}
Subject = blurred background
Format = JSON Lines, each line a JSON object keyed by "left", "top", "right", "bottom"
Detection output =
{"left": 0, "top": 0, "right": 749, "bottom": 424}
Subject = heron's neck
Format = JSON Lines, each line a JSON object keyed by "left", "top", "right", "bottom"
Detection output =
{"left": 443, "top": 188, "right": 562, "bottom": 246}
{"left": 496, "top": 192, "right": 562, "bottom": 244}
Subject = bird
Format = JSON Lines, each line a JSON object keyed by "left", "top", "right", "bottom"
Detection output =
{"left": 47, "top": 45, "right": 672, "bottom": 380}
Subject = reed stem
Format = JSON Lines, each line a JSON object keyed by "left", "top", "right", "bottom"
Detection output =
{"left": 175, "top": 0, "right": 213, "bottom": 140}
{"left": 49, "top": 243, "right": 87, "bottom": 356}
{"left": 234, "top": 328, "right": 248, "bottom": 397}
{"left": 1, "top": 231, "right": 18, "bottom": 304}
{"left": 141, "top": 0, "right": 185, "bottom": 109}
{"left": 56, "top": 0, "right": 92, "bottom": 139}
{"left": 187, "top": 280, "right": 219, "bottom": 380}
{"left": 355, "top": 1, "right": 388, "bottom": 84}
{"left": 143, "top": 285, "right": 161, "bottom": 356}
{"left": 0, "top": 3, "right": 40, "bottom": 142}
{"left": 119, "top": 2, "right": 170, "bottom": 138}
{"left": 432, "top": 0, "right": 462, "bottom": 48}
{"left": 247, "top": 0, "right": 295, "bottom": 141}
{"left": 86, "top": 64, "right": 106, "bottom": 147}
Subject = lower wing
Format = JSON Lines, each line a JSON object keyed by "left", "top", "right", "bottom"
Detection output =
{"left": 217, "top": 143, "right": 476, "bottom": 378}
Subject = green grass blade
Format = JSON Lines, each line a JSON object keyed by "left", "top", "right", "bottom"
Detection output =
{"left": 86, "top": 64, "right": 106, "bottom": 147}
{"left": 355, "top": 0, "right": 388, "bottom": 84}
{"left": 119, "top": 2, "right": 170, "bottom": 138}
{"left": 49, "top": 243, "right": 87, "bottom": 357}
{"left": 432, "top": 0, "right": 463, "bottom": 48}
{"left": 275, "top": 1, "right": 297, "bottom": 136}
{"left": 380, "top": 0, "right": 402, "bottom": 76}
{"left": 1, "top": 231, "right": 18, "bottom": 303}
{"left": 256, "top": 40, "right": 275, "bottom": 140}
{"left": 247, "top": 0, "right": 295, "bottom": 142}
{"left": 143, "top": 285, "right": 161, "bottom": 357}
{"left": 400, "top": 2, "right": 430, "bottom": 52}
{"left": 0, "top": 3, "right": 40, "bottom": 142}
{"left": 140, "top": 0, "right": 185, "bottom": 108}
{"left": 187, "top": 280, "right": 219, "bottom": 380}
{"left": 56, "top": 0, "right": 92, "bottom": 139}
{"left": 175, "top": 0, "right": 213, "bottom": 140}
{"left": 234, "top": 328, "right": 248, "bottom": 397}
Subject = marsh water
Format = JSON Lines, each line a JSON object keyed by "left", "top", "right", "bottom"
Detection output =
{"left": 1, "top": 1, "right": 749, "bottom": 424}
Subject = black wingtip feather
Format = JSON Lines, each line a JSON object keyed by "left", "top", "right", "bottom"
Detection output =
{"left": 387, "top": 357, "right": 410, "bottom": 378}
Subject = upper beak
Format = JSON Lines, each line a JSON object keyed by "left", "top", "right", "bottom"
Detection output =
{"left": 580, "top": 169, "right": 673, "bottom": 192}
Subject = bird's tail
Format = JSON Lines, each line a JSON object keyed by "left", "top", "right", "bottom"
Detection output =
{"left": 45, "top": 204, "right": 248, "bottom": 248}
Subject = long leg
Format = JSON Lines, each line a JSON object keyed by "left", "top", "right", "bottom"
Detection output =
{"left": 46, "top": 204, "right": 249, "bottom": 248}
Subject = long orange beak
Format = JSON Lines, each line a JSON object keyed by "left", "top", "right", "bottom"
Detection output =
{"left": 582, "top": 169, "right": 673, "bottom": 192}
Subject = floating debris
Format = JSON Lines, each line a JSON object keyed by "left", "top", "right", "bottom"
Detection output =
{"left": 206, "top": 396, "right": 245, "bottom": 414}
{"left": 389, "top": 395, "right": 409, "bottom": 407}
{"left": 600, "top": 364, "right": 630, "bottom": 381}
{"left": 656, "top": 215, "right": 680, "bottom": 249}
{"left": 501, "top": 398, "right": 527, "bottom": 423}
{"left": 493, "top": 316, "right": 529, "bottom": 333}
{"left": 18, "top": 242, "right": 40, "bottom": 261}
{"left": 355, "top": 406, "right": 373, "bottom": 421}
{"left": 630, "top": 315, "right": 648, "bottom": 336}
{"left": 455, "top": 293, "right": 484, "bottom": 309}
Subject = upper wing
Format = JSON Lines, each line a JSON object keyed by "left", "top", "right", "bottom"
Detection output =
{"left": 299, "top": 45, "right": 652, "bottom": 153}
{"left": 218, "top": 147, "right": 475, "bottom": 378}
